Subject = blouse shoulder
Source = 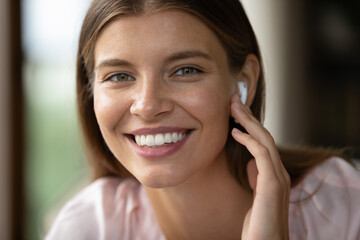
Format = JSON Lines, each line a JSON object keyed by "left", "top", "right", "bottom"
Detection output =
{"left": 289, "top": 156, "right": 360, "bottom": 240}
{"left": 46, "top": 177, "right": 164, "bottom": 240}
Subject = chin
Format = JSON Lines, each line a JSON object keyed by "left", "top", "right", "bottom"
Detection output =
{"left": 135, "top": 168, "right": 190, "bottom": 189}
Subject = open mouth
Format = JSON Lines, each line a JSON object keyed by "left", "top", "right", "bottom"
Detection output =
{"left": 127, "top": 130, "right": 192, "bottom": 148}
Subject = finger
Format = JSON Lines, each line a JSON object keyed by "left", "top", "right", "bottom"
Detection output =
{"left": 231, "top": 95, "right": 291, "bottom": 191}
{"left": 231, "top": 96, "right": 288, "bottom": 180}
{"left": 231, "top": 100, "right": 283, "bottom": 176}
{"left": 231, "top": 103, "right": 292, "bottom": 203}
{"left": 231, "top": 96, "right": 274, "bottom": 149}
{"left": 233, "top": 127, "right": 290, "bottom": 238}
{"left": 231, "top": 97, "right": 274, "bottom": 149}
{"left": 232, "top": 128, "right": 278, "bottom": 182}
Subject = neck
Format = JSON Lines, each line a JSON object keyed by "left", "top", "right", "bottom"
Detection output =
{"left": 145, "top": 152, "right": 252, "bottom": 240}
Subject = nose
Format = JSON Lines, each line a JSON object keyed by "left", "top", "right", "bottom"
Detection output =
{"left": 130, "top": 78, "right": 174, "bottom": 121}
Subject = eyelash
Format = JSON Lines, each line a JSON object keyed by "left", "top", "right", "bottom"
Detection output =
{"left": 103, "top": 66, "right": 203, "bottom": 83}
{"left": 173, "top": 66, "right": 203, "bottom": 77}
{"left": 104, "top": 73, "right": 135, "bottom": 82}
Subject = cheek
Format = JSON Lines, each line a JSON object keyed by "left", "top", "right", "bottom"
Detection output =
{"left": 202, "top": 91, "right": 230, "bottom": 142}
{"left": 190, "top": 83, "right": 230, "bottom": 123}
{"left": 93, "top": 90, "right": 128, "bottom": 133}
{"left": 178, "top": 81, "right": 231, "bottom": 138}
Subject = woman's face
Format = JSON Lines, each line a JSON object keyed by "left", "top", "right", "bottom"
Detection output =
{"left": 93, "top": 10, "right": 236, "bottom": 188}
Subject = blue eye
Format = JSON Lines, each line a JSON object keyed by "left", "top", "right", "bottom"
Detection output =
{"left": 107, "top": 73, "right": 135, "bottom": 82}
{"left": 174, "top": 67, "right": 200, "bottom": 76}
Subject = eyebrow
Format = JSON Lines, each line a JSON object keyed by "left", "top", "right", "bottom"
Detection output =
{"left": 95, "top": 59, "right": 133, "bottom": 70}
{"left": 95, "top": 50, "right": 214, "bottom": 71}
{"left": 164, "top": 50, "right": 213, "bottom": 63}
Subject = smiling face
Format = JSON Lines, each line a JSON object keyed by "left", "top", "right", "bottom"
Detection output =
{"left": 93, "top": 10, "right": 237, "bottom": 188}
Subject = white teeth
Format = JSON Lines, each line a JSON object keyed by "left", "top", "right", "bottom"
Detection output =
{"left": 134, "top": 132, "right": 187, "bottom": 147}
{"left": 155, "top": 134, "right": 164, "bottom": 146}
{"left": 135, "top": 135, "right": 140, "bottom": 144}
{"left": 172, "top": 132, "right": 179, "bottom": 143}
{"left": 164, "top": 133, "right": 172, "bottom": 143}
{"left": 140, "top": 135, "right": 146, "bottom": 146}
{"left": 145, "top": 135, "right": 155, "bottom": 147}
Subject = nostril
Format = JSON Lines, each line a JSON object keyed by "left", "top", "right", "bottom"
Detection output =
{"left": 130, "top": 97, "right": 174, "bottom": 120}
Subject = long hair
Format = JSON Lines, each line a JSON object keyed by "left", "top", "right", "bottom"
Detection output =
{"left": 76, "top": 0, "right": 348, "bottom": 189}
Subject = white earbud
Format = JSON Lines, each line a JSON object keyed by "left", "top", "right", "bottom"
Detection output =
{"left": 237, "top": 81, "right": 247, "bottom": 105}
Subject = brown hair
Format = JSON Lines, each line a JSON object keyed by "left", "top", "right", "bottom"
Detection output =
{"left": 76, "top": 0, "right": 348, "bottom": 189}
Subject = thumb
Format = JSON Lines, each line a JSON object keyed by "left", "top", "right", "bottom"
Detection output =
{"left": 247, "top": 159, "right": 258, "bottom": 191}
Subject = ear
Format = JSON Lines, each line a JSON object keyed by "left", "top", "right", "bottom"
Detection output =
{"left": 234, "top": 54, "right": 260, "bottom": 106}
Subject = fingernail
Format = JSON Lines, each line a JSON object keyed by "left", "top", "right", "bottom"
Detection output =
{"left": 233, "top": 95, "right": 242, "bottom": 107}
{"left": 232, "top": 128, "right": 242, "bottom": 134}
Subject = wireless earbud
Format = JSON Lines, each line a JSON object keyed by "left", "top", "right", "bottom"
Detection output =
{"left": 232, "top": 81, "right": 247, "bottom": 124}
{"left": 237, "top": 81, "right": 247, "bottom": 105}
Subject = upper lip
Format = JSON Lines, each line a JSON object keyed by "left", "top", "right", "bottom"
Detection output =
{"left": 129, "top": 127, "right": 192, "bottom": 136}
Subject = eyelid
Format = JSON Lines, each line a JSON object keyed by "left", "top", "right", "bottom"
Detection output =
{"left": 171, "top": 65, "right": 204, "bottom": 77}
{"left": 104, "top": 72, "right": 135, "bottom": 82}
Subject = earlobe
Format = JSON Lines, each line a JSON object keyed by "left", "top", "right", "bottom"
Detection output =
{"left": 234, "top": 54, "right": 260, "bottom": 106}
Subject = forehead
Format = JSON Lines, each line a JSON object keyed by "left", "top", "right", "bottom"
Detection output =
{"left": 94, "top": 10, "right": 227, "bottom": 65}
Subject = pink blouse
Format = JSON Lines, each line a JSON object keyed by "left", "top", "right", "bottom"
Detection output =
{"left": 46, "top": 157, "right": 360, "bottom": 240}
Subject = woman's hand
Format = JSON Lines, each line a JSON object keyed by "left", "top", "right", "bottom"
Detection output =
{"left": 230, "top": 95, "right": 290, "bottom": 240}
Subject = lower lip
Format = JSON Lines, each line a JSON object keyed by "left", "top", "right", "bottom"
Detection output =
{"left": 128, "top": 133, "right": 191, "bottom": 159}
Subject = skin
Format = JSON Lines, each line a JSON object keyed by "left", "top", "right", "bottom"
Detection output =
{"left": 93, "top": 10, "right": 290, "bottom": 240}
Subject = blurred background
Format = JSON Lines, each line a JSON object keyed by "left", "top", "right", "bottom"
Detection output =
{"left": 0, "top": 0, "right": 359, "bottom": 239}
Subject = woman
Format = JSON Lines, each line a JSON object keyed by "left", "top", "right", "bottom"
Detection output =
{"left": 47, "top": 0, "right": 360, "bottom": 239}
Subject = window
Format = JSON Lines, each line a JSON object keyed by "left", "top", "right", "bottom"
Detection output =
{"left": 22, "top": 0, "right": 91, "bottom": 238}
